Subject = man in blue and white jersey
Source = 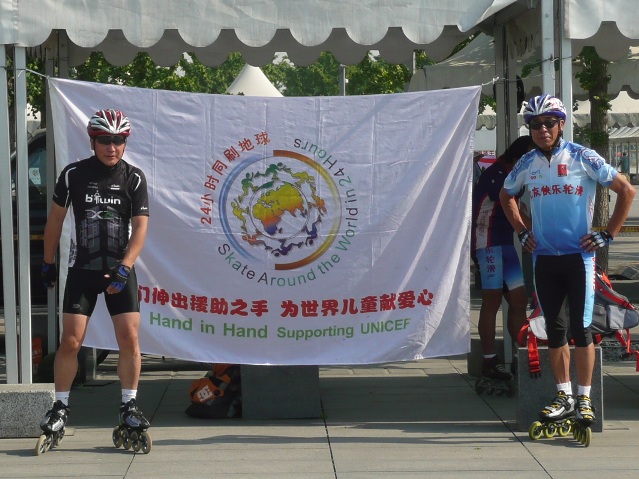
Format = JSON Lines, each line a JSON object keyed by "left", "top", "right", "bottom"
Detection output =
{"left": 499, "top": 94, "right": 635, "bottom": 426}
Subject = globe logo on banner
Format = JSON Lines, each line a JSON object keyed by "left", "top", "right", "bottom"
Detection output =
{"left": 219, "top": 150, "right": 342, "bottom": 271}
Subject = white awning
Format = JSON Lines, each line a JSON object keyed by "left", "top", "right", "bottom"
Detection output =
{"left": 609, "top": 126, "right": 639, "bottom": 141}
{"left": 0, "top": 0, "right": 524, "bottom": 66}
{"left": 410, "top": 33, "right": 639, "bottom": 100}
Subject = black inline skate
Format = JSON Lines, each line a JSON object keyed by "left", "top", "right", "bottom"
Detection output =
{"left": 528, "top": 391, "right": 591, "bottom": 445}
{"left": 572, "top": 394, "right": 595, "bottom": 446}
{"left": 112, "top": 398, "right": 152, "bottom": 453}
{"left": 35, "top": 400, "right": 69, "bottom": 455}
{"left": 474, "top": 356, "right": 515, "bottom": 397}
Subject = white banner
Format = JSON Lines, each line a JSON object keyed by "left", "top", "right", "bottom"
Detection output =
{"left": 49, "top": 78, "right": 478, "bottom": 365}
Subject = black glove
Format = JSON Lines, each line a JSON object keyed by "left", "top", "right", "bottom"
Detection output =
{"left": 41, "top": 262, "right": 57, "bottom": 289}
{"left": 589, "top": 230, "right": 613, "bottom": 249}
{"left": 517, "top": 229, "right": 532, "bottom": 248}
{"left": 106, "top": 264, "right": 131, "bottom": 293}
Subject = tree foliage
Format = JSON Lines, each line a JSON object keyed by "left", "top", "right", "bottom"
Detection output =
{"left": 574, "top": 46, "right": 612, "bottom": 270}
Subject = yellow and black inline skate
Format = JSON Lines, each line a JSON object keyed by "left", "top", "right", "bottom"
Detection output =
{"left": 528, "top": 391, "right": 593, "bottom": 446}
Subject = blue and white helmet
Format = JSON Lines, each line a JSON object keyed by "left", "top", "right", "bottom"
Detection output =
{"left": 522, "top": 94, "right": 567, "bottom": 124}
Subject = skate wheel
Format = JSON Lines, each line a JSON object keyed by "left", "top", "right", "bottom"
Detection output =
{"left": 130, "top": 431, "right": 141, "bottom": 452}
{"left": 140, "top": 431, "right": 152, "bottom": 454}
{"left": 529, "top": 421, "right": 544, "bottom": 440}
{"left": 582, "top": 427, "right": 592, "bottom": 447}
{"left": 112, "top": 426, "right": 123, "bottom": 448}
{"left": 485, "top": 387, "right": 494, "bottom": 395}
{"left": 495, "top": 388, "right": 504, "bottom": 397}
{"left": 474, "top": 379, "right": 485, "bottom": 395}
{"left": 122, "top": 429, "right": 132, "bottom": 450}
{"left": 558, "top": 421, "right": 572, "bottom": 437}
{"left": 35, "top": 434, "right": 52, "bottom": 456}
{"left": 543, "top": 423, "right": 557, "bottom": 438}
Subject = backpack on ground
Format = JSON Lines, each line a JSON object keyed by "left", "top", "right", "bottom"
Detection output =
{"left": 518, "top": 266, "right": 639, "bottom": 377}
{"left": 185, "top": 364, "right": 242, "bottom": 419}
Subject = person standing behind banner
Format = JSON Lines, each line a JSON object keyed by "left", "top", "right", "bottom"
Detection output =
{"left": 500, "top": 94, "right": 635, "bottom": 427}
{"left": 39, "top": 109, "right": 151, "bottom": 439}
{"left": 472, "top": 135, "right": 533, "bottom": 387}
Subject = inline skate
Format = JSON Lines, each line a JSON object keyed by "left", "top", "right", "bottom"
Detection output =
{"left": 112, "top": 398, "right": 152, "bottom": 453}
{"left": 571, "top": 394, "right": 595, "bottom": 446}
{"left": 528, "top": 391, "right": 591, "bottom": 446}
{"left": 35, "top": 400, "right": 69, "bottom": 455}
{"left": 474, "top": 356, "right": 515, "bottom": 397}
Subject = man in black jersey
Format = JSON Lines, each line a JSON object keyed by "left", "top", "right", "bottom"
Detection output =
{"left": 39, "top": 109, "right": 151, "bottom": 434}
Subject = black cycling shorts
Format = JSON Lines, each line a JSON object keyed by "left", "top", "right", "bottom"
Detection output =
{"left": 533, "top": 253, "right": 595, "bottom": 348}
{"left": 62, "top": 267, "right": 140, "bottom": 317}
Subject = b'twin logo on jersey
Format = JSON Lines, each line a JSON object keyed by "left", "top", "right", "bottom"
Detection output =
{"left": 85, "top": 192, "right": 121, "bottom": 205}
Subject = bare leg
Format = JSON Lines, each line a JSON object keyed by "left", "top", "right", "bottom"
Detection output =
{"left": 478, "top": 289, "right": 503, "bottom": 356}
{"left": 54, "top": 313, "right": 90, "bottom": 392}
{"left": 112, "top": 312, "right": 141, "bottom": 390}
{"left": 549, "top": 344, "right": 571, "bottom": 384}
{"left": 574, "top": 343, "right": 595, "bottom": 387}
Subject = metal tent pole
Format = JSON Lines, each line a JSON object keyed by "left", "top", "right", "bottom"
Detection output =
{"left": 0, "top": 45, "right": 19, "bottom": 384}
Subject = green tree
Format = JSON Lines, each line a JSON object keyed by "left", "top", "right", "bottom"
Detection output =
{"left": 575, "top": 46, "right": 612, "bottom": 271}
{"left": 275, "top": 52, "right": 342, "bottom": 97}
{"left": 72, "top": 51, "right": 246, "bottom": 94}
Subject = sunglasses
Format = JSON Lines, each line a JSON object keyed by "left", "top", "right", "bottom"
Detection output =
{"left": 95, "top": 135, "right": 127, "bottom": 146}
{"left": 529, "top": 119, "right": 560, "bottom": 130}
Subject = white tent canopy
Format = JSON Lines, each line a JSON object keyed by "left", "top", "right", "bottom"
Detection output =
{"left": 410, "top": 33, "right": 639, "bottom": 102}
{"left": 1, "top": 0, "right": 525, "bottom": 67}
{"left": 573, "top": 90, "right": 639, "bottom": 128}
{"left": 226, "top": 65, "right": 283, "bottom": 97}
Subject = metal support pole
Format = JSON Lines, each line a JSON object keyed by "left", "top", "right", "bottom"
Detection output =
{"left": 45, "top": 40, "right": 58, "bottom": 355}
{"left": 338, "top": 65, "right": 346, "bottom": 96}
{"left": 558, "top": 0, "right": 573, "bottom": 142}
{"left": 541, "top": 0, "right": 556, "bottom": 95}
{"left": 494, "top": 26, "right": 508, "bottom": 155}
{"left": 14, "top": 46, "right": 33, "bottom": 383}
{"left": 0, "top": 45, "right": 20, "bottom": 384}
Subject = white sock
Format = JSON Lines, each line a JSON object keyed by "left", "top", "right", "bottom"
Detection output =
{"left": 577, "top": 385, "right": 591, "bottom": 397}
{"left": 55, "top": 391, "right": 70, "bottom": 406}
{"left": 121, "top": 389, "right": 137, "bottom": 404}
{"left": 556, "top": 382, "right": 572, "bottom": 395}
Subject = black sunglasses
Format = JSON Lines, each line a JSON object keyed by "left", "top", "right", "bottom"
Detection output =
{"left": 529, "top": 119, "right": 560, "bottom": 130}
{"left": 95, "top": 135, "right": 127, "bottom": 146}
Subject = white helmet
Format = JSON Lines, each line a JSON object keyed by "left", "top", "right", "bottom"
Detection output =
{"left": 522, "top": 95, "right": 566, "bottom": 124}
{"left": 87, "top": 109, "right": 131, "bottom": 137}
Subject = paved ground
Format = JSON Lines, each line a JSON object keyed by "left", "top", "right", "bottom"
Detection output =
{"left": 0, "top": 195, "right": 638, "bottom": 478}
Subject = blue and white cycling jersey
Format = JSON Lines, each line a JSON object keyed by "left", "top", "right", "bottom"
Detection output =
{"left": 503, "top": 139, "right": 617, "bottom": 256}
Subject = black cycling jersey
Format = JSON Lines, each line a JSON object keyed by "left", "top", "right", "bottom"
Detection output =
{"left": 53, "top": 155, "right": 149, "bottom": 271}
